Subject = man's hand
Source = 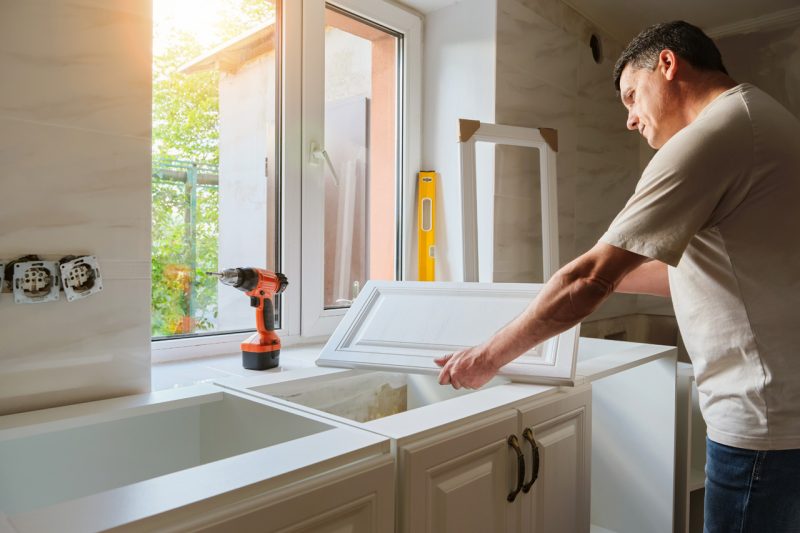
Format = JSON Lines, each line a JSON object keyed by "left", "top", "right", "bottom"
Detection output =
{"left": 435, "top": 346, "right": 500, "bottom": 390}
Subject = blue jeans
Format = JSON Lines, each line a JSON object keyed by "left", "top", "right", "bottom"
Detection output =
{"left": 705, "top": 437, "right": 800, "bottom": 532}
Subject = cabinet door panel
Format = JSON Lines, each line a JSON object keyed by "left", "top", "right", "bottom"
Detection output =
{"left": 399, "top": 410, "right": 519, "bottom": 533}
{"left": 519, "top": 389, "right": 591, "bottom": 533}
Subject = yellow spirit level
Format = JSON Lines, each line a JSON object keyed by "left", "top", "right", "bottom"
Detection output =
{"left": 417, "top": 171, "right": 436, "bottom": 281}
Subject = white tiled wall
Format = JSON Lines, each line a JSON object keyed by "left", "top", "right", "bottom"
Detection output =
{"left": 494, "top": 0, "right": 641, "bottom": 290}
{"left": 0, "top": 0, "right": 152, "bottom": 415}
{"left": 716, "top": 24, "right": 800, "bottom": 119}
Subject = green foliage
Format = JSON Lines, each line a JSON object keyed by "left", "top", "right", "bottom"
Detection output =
{"left": 152, "top": 35, "right": 220, "bottom": 165}
{"left": 151, "top": 173, "right": 219, "bottom": 336}
{"left": 151, "top": 1, "right": 276, "bottom": 337}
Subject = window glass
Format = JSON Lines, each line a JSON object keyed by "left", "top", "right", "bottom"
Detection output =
{"left": 151, "top": 0, "right": 280, "bottom": 338}
{"left": 323, "top": 6, "right": 400, "bottom": 309}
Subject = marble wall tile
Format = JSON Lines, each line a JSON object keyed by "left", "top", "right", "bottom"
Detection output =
{"left": 0, "top": 0, "right": 152, "bottom": 414}
{"left": 574, "top": 31, "right": 640, "bottom": 255}
{"left": 0, "top": 0, "right": 151, "bottom": 138}
{"left": 494, "top": 144, "right": 542, "bottom": 198}
{"left": 0, "top": 279, "right": 151, "bottom": 415}
{"left": 494, "top": 0, "right": 647, "bottom": 320}
{"left": 0, "top": 117, "right": 151, "bottom": 260}
{"left": 496, "top": 0, "right": 596, "bottom": 273}
{"left": 498, "top": 0, "right": 578, "bottom": 94}
{"left": 496, "top": 67, "right": 577, "bottom": 123}
{"left": 494, "top": 193, "right": 544, "bottom": 281}
{"left": 716, "top": 25, "right": 800, "bottom": 118}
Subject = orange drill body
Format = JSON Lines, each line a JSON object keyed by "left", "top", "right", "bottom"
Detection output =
{"left": 207, "top": 268, "right": 288, "bottom": 370}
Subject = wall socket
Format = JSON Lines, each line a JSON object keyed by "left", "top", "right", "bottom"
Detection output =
{"left": 59, "top": 255, "right": 103, "bottom": 302}
{"left": 13, "top": 260, "right": 61, "bottom": 304}
{"left": 1, "top": 255, "right": 104, "bottom": 303}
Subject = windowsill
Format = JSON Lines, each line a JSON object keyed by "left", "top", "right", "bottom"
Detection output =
{"left": 151, "top": 342, "right": 326, "bottom": 391}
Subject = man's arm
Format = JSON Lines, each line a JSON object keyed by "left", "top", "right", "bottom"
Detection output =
{"left": 616, "top": 259, "right": 670, "bottom": 297}
{"left": 435, "top": 242, "right": 649, "bottom": 389}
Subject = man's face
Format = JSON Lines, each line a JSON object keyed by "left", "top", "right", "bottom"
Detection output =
{"left": 619, "top": 61, "right": 682, "bottom": 149}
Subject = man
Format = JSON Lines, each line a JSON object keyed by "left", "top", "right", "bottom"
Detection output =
{"left": 435, "top": 20, "right": 800, "bottom": 532}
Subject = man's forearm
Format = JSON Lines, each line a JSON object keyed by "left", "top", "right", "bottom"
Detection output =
{"left": 479, "top": 243, "right": 649, "bottom": 370}
{"left": 482, "top": 263, "right": 615, "bottom": 369}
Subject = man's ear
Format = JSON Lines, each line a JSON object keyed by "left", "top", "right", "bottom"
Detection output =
{"left": 659, "top": 49, "right": 679, "bottom": 81}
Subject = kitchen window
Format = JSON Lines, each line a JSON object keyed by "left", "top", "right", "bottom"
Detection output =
{"left": 151, "top": 0, "right": 421, "bottom": 360}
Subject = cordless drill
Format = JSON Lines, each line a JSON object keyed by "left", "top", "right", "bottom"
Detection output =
{"left": 207, "top": 268, "right": 288, "bottom": 370}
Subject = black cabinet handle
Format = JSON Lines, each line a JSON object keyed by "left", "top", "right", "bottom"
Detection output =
{"left": 507, "top": 434, "right": 525, "bottom": 502}
{"left": 522, "top": 427, "right": 540, "bottom": 493}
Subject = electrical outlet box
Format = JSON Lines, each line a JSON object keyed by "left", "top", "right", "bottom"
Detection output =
{"left": 59, "top": 255, "right": 103, "bottom": 302}
{"left": 13, "top": 261, "right": 61, "bottom": 304}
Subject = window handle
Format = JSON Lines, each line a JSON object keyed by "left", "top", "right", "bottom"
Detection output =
{"left": 309, "top": 142, "right": 325, "bottom": 164}
{"left": 309, "top": 142, "right": 340, "bottom": 187}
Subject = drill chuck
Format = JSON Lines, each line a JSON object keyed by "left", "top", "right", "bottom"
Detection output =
{"left": 206, "top": 268, "right": 260, "bottom": 291}
{"left": 276, "top": 272, "right": 288, "bottom": 294}
{"left": 206, "top": 268, "right": 240, "bottom": 287}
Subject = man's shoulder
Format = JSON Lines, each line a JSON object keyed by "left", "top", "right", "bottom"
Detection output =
{"left": 654, "top": 114, "right": 748, "bottom": 164}
{"left": 641, "top": 95, "right": 753, "bottom": 187}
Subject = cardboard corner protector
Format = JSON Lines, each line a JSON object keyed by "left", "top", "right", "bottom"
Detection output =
{"left": 539, "top": 127, "right": 558, "bottom": 152}
{"left": 458, "top": 119, "right": 482, "bottom": 143}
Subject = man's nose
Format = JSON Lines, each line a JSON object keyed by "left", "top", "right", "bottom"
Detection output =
{"left": 626, "top": 110, "right": 639, "bottom": 131}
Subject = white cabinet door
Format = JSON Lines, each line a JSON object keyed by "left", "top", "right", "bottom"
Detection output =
{"left": 518, "top": 388, "right": 592, "bottom": 533}
{"left": 398, "top": 410, "right": 520, "bottom": 533}
{"left": 319, "top": 281, "right": 580, "bottom": 385}
{"left": 165, "top": 455, "right": 394, "bottom": 533}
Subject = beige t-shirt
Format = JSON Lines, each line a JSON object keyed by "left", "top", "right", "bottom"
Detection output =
{"left": 601, "top": 83, "right": 800, "bottom": 450}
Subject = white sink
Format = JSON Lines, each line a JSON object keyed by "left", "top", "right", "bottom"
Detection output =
{"left": 0, "top": 383, "right": 388, "bottom": 532}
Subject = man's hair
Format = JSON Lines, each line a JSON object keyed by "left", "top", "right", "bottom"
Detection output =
{"left": 613, "top": 20, "right": 728, "bottom": 91}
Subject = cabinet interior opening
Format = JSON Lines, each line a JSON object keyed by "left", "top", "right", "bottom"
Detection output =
{"left": 252, "top": 370, "right": 511, "bottom": 423}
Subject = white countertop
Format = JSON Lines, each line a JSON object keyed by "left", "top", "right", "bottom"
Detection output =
{"left": 151, "top": 343, "right": 325, "bottom": 391}
{"left": 153, "top": 336, "right": 677, "bottom": 391}
{"left": 208, "top": 337, "right": 677, "bottom": 442}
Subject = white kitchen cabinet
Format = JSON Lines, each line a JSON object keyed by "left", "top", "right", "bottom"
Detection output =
{"left": 217, "top": 281, "right": 677, "bottom": 533}
{"left": 219, "top": 371, "right": 601, "bottom": 532}
{"left": 519, "top": 388, "right": 591, "bottom": 533}
{"left": 675, "top": 362, "right": 707, "bottom": 533}
{"left": 218, "top": 369, "right": 595, "bottom": 533}
{"left": 397, "top": 388, "right": 592, "bottom": 533}
{"left": 400, "top": 409, "right": 519, "bottom": 532}
{"left": 0, "top": 384, "right": 393, "bottom": 533}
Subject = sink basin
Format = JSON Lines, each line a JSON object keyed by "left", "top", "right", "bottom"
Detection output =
{"left": 253, "top": 369, "right": 509, "bottom": 423}
{"left": 213, "top": 366, "right": 548, "bottom": 443}
{"left": 0, "top": 383, "right": 388, "bottom": 532}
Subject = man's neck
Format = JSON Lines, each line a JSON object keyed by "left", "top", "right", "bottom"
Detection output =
{"left": 683, "top": 73, "right": 738, "bottom": 123}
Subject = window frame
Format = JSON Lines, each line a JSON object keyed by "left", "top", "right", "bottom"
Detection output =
{"left": 151, "top": 0, "right": 421, "bottom": 362}
{"left": 300, "top": 0, "right": 422, "bottom": 337}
